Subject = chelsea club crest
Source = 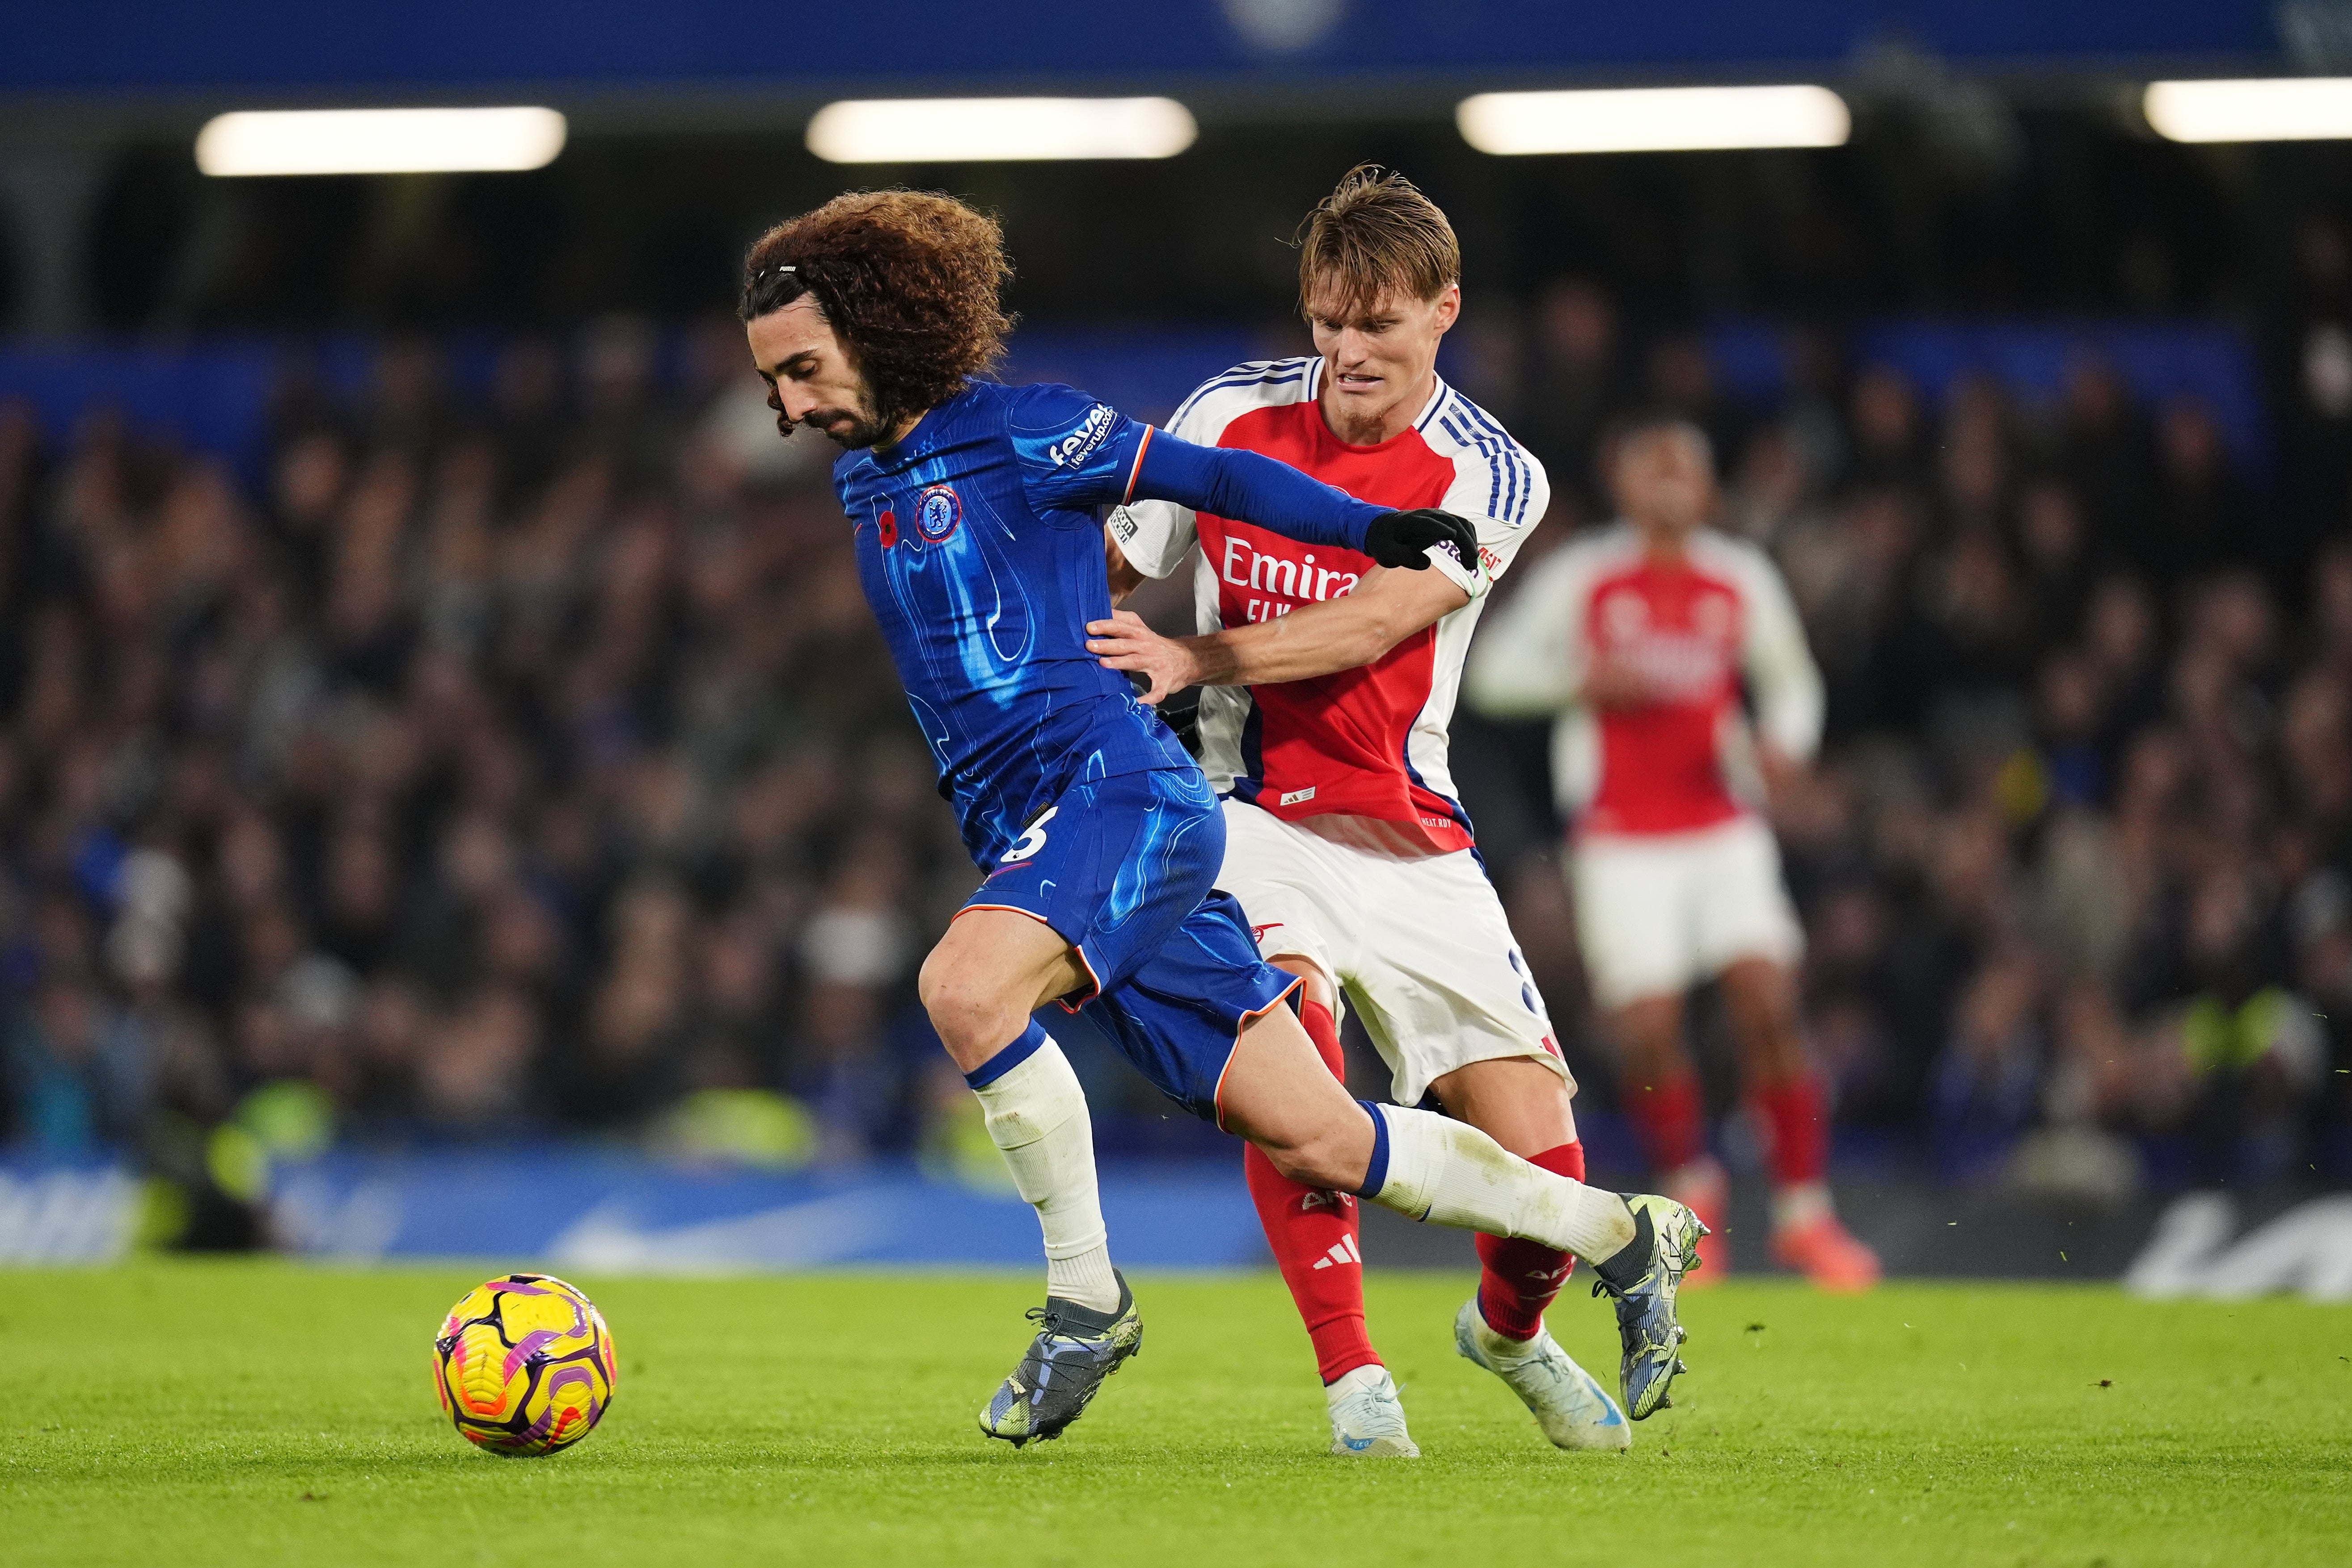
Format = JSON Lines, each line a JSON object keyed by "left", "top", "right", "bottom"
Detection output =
{"left": 916, "top": 484, "right": 962, "bottom": 543}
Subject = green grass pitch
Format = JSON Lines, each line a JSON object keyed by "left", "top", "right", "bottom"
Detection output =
{"left": 3, "top": 1261, "right": 2347, "bottom": 1566}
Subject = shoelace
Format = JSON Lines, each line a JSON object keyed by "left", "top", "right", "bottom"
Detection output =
{"left": 1023, "top": 1305, "right": 1113, "bottom": 1354}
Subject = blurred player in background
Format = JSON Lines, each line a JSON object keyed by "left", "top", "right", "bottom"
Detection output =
{"left": 742, "top": 189, "right": 1705, "bottom": 1451}
{"left": 1092, "top": 166, "right": 1636, "bottom": 1457}
{"left": 1466, "top": 415, "right": 1880, "bottom": 1292}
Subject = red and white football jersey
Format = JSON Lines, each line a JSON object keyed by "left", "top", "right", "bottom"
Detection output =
{"left": 1466, "top": 523, "right": 1823, "bottom": 837}
{"left": 1116, "top": 357, "right": 1546, "bottom": 855}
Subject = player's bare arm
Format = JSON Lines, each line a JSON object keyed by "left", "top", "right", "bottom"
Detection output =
{"left": 1104, "top": 530, "right": 1149, "bottom": 605}
{"left": 1087, "top": 543, "right": 1469, "bottom": 703}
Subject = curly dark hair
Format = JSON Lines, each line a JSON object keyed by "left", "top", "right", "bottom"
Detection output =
{"left": 738, "top": 190, "right": 1015, "bottom": 430}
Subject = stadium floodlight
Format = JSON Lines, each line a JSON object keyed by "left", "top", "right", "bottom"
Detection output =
{"left": 806, "top": 98, "right": 1197, "bottom": 163}
{"left": 195, "top": 107, "right": 567, "bottom": 176}
{"left": 1457, "top": 85, "right": 1850, "bottom": 155}
{"left": 2143, "top": 78, "right": 2352, "bottom": 143}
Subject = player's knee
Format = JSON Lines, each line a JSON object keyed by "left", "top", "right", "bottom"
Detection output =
{"left": 917, "top": 954, "right": 1022, "bottom": 1062}
{"left": 1259, "top": 1125, "right": 1359, "bottom": 1192}
{"left": 1254, "top": 1137, "right": 1316, "bottom": 1186}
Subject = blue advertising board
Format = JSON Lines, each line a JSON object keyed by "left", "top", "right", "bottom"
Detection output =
{"left": 265, "top": 1150, "right": 1268, "bottom": 1270}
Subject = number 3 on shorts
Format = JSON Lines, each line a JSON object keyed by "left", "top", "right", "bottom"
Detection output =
{"left": 1000, "top": 807, "right": 1058, "bottom": 866}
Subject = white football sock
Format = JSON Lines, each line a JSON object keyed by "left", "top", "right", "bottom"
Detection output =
{"left": 967, "top": 1026, "right": 1121, "bottom": 1313}
{"left": 1360, "top": 1103, "right": 1636, "bottom": 1264}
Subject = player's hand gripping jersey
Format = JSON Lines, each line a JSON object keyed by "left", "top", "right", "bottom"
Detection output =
{"left": 1466, "top": 522, "right": 1823, "bottom": 837}
{"left": 1113, "top": 358, "right": 1545, "bottom": 855}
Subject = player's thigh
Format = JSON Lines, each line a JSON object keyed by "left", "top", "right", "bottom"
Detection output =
{"left": 1216, "top": 1003, "right": 1375, "bottom": 1185}
{"left": 1570, "top": 833, "right": 1702, "bottom": 1010}
{"left": 1689, "top": 817, "right": 1805, "bottom": 980}
{"left": 1216, "top": 799, "right": 1358, "bottom": 1001}
{"left": 1346, "top": 850, "right": 1576, "bottom": 1110}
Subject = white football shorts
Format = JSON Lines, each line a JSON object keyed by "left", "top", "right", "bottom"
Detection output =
{"left": 1568, "top": 815, "right": 1805, "bottom": 1010}
{"left": 1218, "top": 798, "right": 1573, "bottom": 1109}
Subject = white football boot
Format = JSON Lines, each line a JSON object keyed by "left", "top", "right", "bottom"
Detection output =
{"left": 1453, "top": 1299, "right": 1630, "bottom": 1451}
{"left": 1325, "top": 1363, "right": 1420, "bottom": 1457}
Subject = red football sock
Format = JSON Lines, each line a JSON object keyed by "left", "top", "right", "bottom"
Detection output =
{"left": 1623, "top": 1067, "right": 1706, "bottom": 1176}
{"left": 1245, "top": 997, "right": 1379, "bottom": 1384}
{"left": 1751, "top": 1072, "right": 1830, "bottom": 1188}
{"left": 1475, "top": 1140, "right": 1586, "bottom": 1341}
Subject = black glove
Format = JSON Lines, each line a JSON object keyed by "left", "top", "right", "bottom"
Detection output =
{"left": 1364, "top": 508, "right": 1478, "bottom": 572}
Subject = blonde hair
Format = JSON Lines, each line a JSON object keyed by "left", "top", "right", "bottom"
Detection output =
{"left": 1295, "top": 165, "right": 1461, "bottom": 321}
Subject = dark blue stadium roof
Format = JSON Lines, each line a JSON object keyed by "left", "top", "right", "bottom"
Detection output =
{"left": 4, "top": 1, "right": 2282, "bottom": 97}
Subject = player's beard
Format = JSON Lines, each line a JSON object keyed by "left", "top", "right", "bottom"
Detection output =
{"left": 798, "top": 403, "right": 893, "bottom": 450}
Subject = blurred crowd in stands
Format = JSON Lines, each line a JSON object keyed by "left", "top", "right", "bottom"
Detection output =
{"left": 0, "top": 319, "right": 993, "bottom": 1216}
{"left": 4, "top": 220, "right": 2352, "bottom": 1209}
{"left": 1463, "top": 221, "right": 2352, "bottom": 1198}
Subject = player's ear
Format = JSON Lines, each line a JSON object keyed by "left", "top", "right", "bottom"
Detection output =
{"left": 1431, "top": 284, "right": 1461, "bottom": 337}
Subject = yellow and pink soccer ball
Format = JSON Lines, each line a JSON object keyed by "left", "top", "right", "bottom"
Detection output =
{"left": 432, "top": 1273, "right": 617, "bottom": 1457}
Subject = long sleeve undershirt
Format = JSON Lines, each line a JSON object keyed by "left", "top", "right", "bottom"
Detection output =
{"left": 1127, "top": 427, "right": 1385, "bottom": 554}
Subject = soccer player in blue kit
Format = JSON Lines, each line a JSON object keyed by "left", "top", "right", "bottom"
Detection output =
{"left": 739, "top": 190, "right": 1703, "bottom": 1449}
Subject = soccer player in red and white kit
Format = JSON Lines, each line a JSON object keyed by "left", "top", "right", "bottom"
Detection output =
{"left": 1090, "top": 167, "right": 1675, "bottom": 1456}
{"left": 1466, "top": 414, "right": 1881, "bottom": 1293}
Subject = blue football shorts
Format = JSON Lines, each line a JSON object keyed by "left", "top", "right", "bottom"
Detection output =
{"left": 959, "top": 765, "right": 1298, "bottom": 1123}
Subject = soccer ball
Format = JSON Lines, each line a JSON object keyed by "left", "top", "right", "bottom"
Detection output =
{"left": 432, "top": 1273, "right": 617, "bottom": 1457}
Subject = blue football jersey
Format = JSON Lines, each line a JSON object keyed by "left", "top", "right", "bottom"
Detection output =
{"left": 831, "top": 380, "right": 1195, "bottom": 865}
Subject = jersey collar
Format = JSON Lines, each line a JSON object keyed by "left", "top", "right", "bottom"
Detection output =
{"left": 868, "top": 381, "right": 975, "bottom": 471}
{"left": 1411, "top": 373, "right": 1450, "bottom": 432}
